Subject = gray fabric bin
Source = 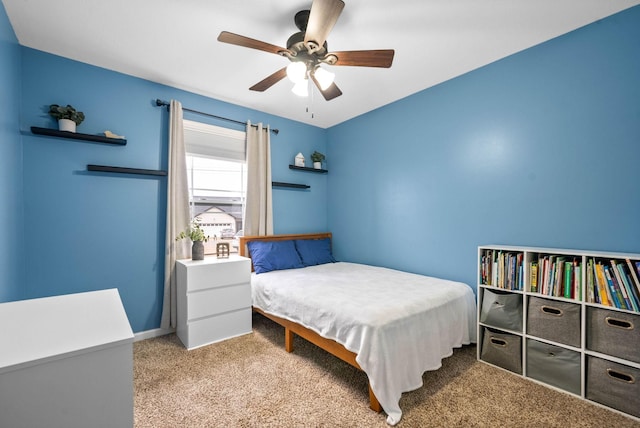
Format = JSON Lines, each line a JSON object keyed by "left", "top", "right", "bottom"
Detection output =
{"left": 586, "top": 306, "right": 640, "bottom": 364}
{"left": 480, "top": 327, "right": 522, "bottom": 374}
{"left": 480, "top": 288, "right": 523, "bottom": 332}
{"left": 526, "top": 339, "right": 581, "bottom": 395}
{"left": 586, "top": 356, "right": 640, "bottom": 418}
{"left": 527, "top": 296, "right": 581, "bottom": 347}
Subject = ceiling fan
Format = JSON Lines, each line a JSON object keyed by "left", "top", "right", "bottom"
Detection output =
{"left": 217, "top": 0, "right": 395, "bottom": 101}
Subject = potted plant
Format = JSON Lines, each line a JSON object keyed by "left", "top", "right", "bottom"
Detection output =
{"left": 48, "top": 104, "right": 85, "bottom": 133}
{"left": 176, "top": 218, "right": 210, "bottom": 260}
{"left": 310, "top": 151, "right": 325, "bottom": 169}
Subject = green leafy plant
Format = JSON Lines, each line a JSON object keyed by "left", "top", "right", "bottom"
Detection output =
{"left": 176, "top": 218, "right": 210, "bottom": 242}
{"left": 310, "top": 151, "right": 325, "bottom": 163}
{"left": 48, "top": 104, "right": 85, "bottom": 125}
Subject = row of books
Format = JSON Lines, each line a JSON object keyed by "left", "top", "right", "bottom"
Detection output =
{"left": 586, "top": 258, "right": 640, "bottom": 312}
{"left": 480, "top": 250, "right": 524, "bottom": 290}
{"left": 530, "top": 255, "right": 582, "bottom": 300}
{"left": 481, "top": 250, "right": 640, "bottom": 312}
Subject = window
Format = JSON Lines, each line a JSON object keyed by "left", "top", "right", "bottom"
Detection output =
{"left": 184, "top": 120, "right": 246, "bottom": 254}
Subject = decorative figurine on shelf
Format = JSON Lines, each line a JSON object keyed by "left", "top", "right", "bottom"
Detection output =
{"left": 104, "top": 130, "right": 126, "bottom": 139}
{"left": 310, "top": 151, "right": 325, "bottom": 169}
{"left": 295, "top": 152, "right": 305, "bottom": 167}
{"left": 216, "top": 242, "right": 230, "bottom": 258}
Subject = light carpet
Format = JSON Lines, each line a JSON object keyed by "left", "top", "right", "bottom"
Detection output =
{"left": 133, "top": 313, "right": 640, "bottom": 427}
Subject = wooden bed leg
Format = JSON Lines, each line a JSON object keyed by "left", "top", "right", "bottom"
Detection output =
{"left": 284, "top": 327, "right": 294, "bottom": 353}
{"left": 369, "top": 384, "right": 382, "bottom": 413}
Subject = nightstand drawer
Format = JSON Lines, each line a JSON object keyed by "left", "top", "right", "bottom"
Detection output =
{"left": 187, "top": 284, "right": 250, "bottom": 320}
{"left": 184, "top": 309, "right": 252, "bottom": 350}
{"left": 186, "top": 259, "right": 251, "bottom": 292}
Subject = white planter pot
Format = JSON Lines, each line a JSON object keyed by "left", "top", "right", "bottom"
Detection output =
{"left": 58, "top": 119, "right": 76, "bottom": 133}
{"left": 313, "top": 161, "right": 322, "bottom": 169}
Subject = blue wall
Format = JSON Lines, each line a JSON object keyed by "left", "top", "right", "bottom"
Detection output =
{"left": 0, "top": 2, "right": 24, "bottom": 302}
{"left": 4, "top": 4, "right": 640, "bottom": 332}
{"left": 19, "top": 49, "right": 327, "bottom": 332}
{"left": 327, "top": 6, "right": 640, "bottom": 292}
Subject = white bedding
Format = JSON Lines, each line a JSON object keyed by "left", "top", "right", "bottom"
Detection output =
{"left": 251, "top": 262, "right": 477, "bottom": 425}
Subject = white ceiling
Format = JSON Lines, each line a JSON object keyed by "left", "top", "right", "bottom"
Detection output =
{"left": 4, "top": 0, "right": 640, "bottom": 128}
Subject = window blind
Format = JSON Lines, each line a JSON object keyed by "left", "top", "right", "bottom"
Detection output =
{"left": 183, "top": 119, "right": 246, "bottom": 161}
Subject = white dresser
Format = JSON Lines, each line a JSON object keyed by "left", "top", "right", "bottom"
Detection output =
{"left": 176, "top": 255, "right": 252, "bottom": 350}
{"left": 0, "top": 289, "right": 134, "bottom": 428}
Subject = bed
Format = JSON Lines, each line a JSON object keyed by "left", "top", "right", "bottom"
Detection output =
{"left": 239, "top": 232, "right": 477, "bottom": 425}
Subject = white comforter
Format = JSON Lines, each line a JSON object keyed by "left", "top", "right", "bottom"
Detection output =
{"left": 251, "top": 262, "right": 477, "bottom": 425}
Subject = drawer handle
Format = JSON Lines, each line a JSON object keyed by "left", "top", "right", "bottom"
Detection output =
{"left": 606, "top": 368, "right": 635, "bottom": 384}
{"left": 540, "top": 305, "right": 563, "bottom": 317}
{"left": 605, "top": 317, "right": 634, "bottom": 330}
{"left": 489, "top": 337, "right": 507, "bottom": 347}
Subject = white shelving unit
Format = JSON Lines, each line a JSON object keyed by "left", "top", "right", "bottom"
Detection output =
{"left": 477, "top": 245, "right": 640, "bottom": 421}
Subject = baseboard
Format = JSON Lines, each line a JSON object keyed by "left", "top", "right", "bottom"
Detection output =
{"left": 134, "top": 327, "right": 175, "bottom": 342}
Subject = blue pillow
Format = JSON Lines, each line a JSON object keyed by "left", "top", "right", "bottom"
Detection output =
{"left": 295, "top": 238, "right": 336, "bottom": 266}
{"left": 247, "top": 240, "right": 304, "bottom": 274}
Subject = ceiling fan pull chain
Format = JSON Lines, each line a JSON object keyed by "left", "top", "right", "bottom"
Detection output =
{"left": 309, "top": 79, "right": 312, "bottom": 117}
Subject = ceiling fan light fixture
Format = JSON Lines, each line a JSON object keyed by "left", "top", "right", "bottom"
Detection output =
{"left": 291, "top": 79, "right": 309, "bottom": 97}
{"left": 313, "top": 66, "right": 335, "bottom": 90}
{"left": 286, "top": 62, "right": 307, "bottom": 83}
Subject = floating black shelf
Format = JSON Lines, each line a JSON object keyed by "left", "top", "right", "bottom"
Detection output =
{"left": 289, "top": 165, "right": 328, "bottom": 174}
{"left": 87, "top": 164, "right": 167, "bottom": 176}
{"left": 31, "top": 127, "right": 127, "bottom": 145}
{"left": 272, "top": 181, "right": 310, "bottom": 189}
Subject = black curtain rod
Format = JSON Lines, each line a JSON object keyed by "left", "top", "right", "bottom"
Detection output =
{"left": 155, "top": 99, "right": 279, "bottom": 135}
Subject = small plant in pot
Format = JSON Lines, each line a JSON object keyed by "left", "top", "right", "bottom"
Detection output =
{"left": 48, "top": 104, "right": 85, "bottom": 133}
{"left": 176, "top": 218, "right": 210, "bottom": 260}
{"left": 310, "top": 151, "right": 325, "bottom": 169}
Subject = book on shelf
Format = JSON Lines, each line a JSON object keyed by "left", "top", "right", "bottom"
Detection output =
{"left": 517, "top": 253, "right": 524, "bottom": 290}
{"left": 495, "top": 251, "right": 502, "bottom": 287}
{"left": 563, "top": 261, "right": 572, "bottom": 298}
{"left": 586, "top": 259, "right": 596, "bottom": 303}
{"left": 626, "top": 258, "right": 640, "bottom": 307}
{"left": 555, "top": 257, "right": 565, "bottom": 297}
{"left": 593, "top": 261, "right": 610, "bottom": 307}
{"left": 615, "top": 261, "right": 640, "bottom": 311}
{"left": 548, "top": 256, "right": 557, "bottom": 295}
{"left": 530, "top": 261, "right": 538, "bottom": 293}
{"left": 573, "top": 262, "right": 581, "bottom": 301}
{"left": 603, "top": 265, "right": 625, "bottom": 310}
{"left": 544, "top": 255, "right": 555, "bottom": 296}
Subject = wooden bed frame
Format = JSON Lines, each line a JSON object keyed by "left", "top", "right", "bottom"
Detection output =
{"left": 239, "top": 232, "right": 382, "bottom": 413}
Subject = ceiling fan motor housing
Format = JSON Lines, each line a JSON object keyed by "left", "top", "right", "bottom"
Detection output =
{"left": 286, "top": 31, "right": 328, "bottom": 62}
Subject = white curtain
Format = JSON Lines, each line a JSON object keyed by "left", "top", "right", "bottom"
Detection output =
{"left": 161, "top": 100, "right": 191, "bottom": 330}
{"left": 244, "top": 121, "right": 273, "bottom": 236}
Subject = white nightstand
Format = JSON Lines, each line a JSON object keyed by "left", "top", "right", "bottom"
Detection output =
{"left": 176, "top": 255, "right": 252, "bottom": 350}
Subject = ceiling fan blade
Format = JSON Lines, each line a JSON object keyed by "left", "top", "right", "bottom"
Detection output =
{"left": 249, "top": 67, "right": 288, "bottom": 92}
{"left": 304, "top": 0, "right": 345, "bottom": 54}
{"left": 327, "top": 50, "right": 395, "bottom": 68}
{"left": 218, "top": 31, "right": 289, "bottom": 56}
{"left": 310, "top": 74, "right": 342, "bottom": 101}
